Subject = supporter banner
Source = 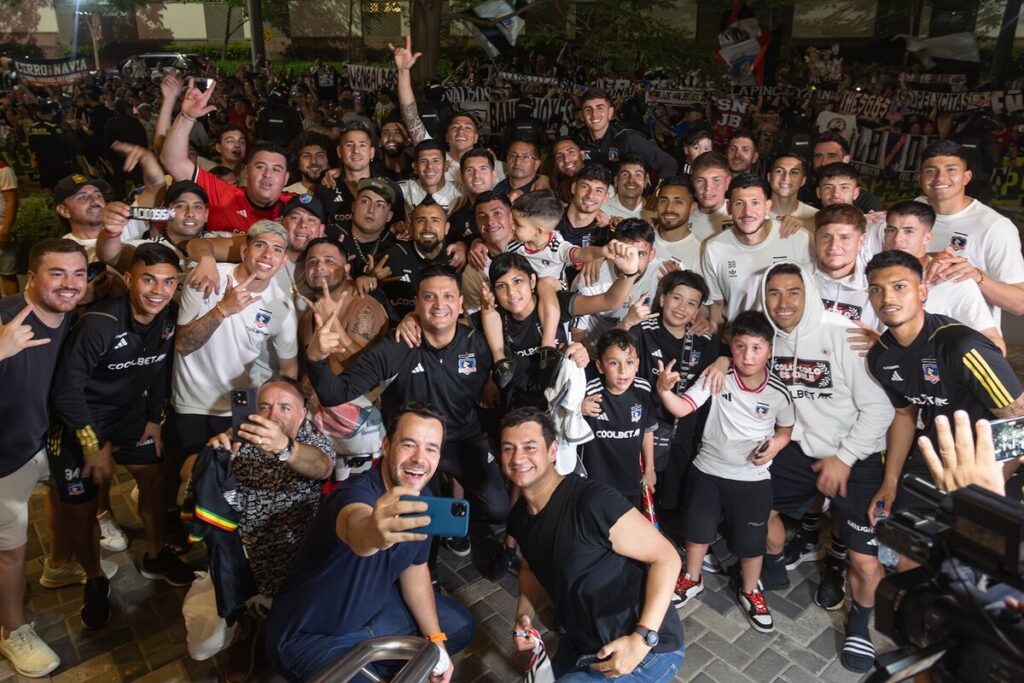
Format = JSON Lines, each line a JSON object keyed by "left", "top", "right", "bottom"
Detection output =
{"left": 489, "top": 98, "right": 517, "bottom": 129}
{"left": 595, "top": 79, "right": 635, "bottom": 99}
{"left": 896, "top": 89, "right": 1024, "bottom": 116}
{"left": 850, "top": 125, "right": 934, "bottom": 182}
{"left": 497, "top": 71, "right": 569, "bottom": 88}
{"left": 444, "top": 86, "right": 491, "bottom": 102}
{"left": 13, "top": 56, "right": 89, "bottom": 86}
{"left": 646, "top": 88, "right": 707, "bottom": 106}
{"left": 899, "top": 72, "right": 967, "bottom": 92}
{"left": 346, "top": 65, "right": 396, "bottom": 92}
{"left": 991, "top": 159, "right": 1024, "bottom": 207}
{"left": 837, "top": 90, "right": 893, "bottom": 123}
{"left": 532, "top": 97, "right": 574, "bottom": 125}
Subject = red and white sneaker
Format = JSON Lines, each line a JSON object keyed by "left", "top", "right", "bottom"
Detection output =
{"left": 737, "top": 588, "right": 774, "bottom": 633}
{"left": 672, "top": 573, "right": 704, "bottom": 606}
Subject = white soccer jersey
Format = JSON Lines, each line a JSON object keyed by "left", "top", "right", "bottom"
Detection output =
{"left": 573, "top": 256, "right": 666, "bottom": 343}
{"left": 689, "top": 203, "right": 731, "bottom": 242}
{"left": 173, "top": 263, "right": 298, "bottom": 416}
{"left": 683, "top": 368, "right": 795, "bottom": 482}
{"left": 769, "top": 200, "right": 817, "bottom": 233}
{"left": 654, "top": 231, "right": 702, "bottom": 275}
{"left": 507, "top": 231, "right": 578, "bottom": 282}
{"left": 925, "top": 277, "right": 997, "bottom": 333}
{"left": 602, "top": 193, "right": 644, "bottom": 220}
{"left": 922, "top": 197, "right": 1024, "bottom": 326}
{"left": 702, "top": 220, "right": 813, "bottom": 320}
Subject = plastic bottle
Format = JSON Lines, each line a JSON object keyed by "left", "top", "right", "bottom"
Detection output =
{"left": 873, "top": 501, "right": 899, "bottom": 568}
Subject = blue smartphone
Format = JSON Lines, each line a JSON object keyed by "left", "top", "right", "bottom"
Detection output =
{"left": 399, "top": 496, "right": 470, "bottom": 538}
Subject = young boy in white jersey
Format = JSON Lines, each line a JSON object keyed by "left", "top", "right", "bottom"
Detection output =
{"left": 656, "top": 310, "right": 794, "bottom": 634}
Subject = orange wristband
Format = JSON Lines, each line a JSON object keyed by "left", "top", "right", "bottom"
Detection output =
{"left": 427, "top": 632, "right": 447, "bottom": 644}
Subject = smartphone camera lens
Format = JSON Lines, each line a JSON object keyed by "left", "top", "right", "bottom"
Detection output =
{"left": 452, "top": 502, "right": 468, "bottom": 518}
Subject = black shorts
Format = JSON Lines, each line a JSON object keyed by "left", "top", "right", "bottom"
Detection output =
{"left": 682, "top": 469, "right": 772, "bottom": 558}
{"left": 165, "top": 410, "right": 232, "bottom": 463}
{"left": 770, "top": 442, "right": 885, "bottom": 556}
{"left": 47, "top": 409, "right": 159, "bottom": 504}
{"left": 892, "top": 456, "right": 937, "bottom": 515}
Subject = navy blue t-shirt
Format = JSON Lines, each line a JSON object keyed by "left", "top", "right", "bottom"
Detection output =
{"left": 266, "top": 468, "right": 430, "bottom": 647}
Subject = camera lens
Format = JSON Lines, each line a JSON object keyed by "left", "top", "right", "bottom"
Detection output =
{"left": 452, "top": 502, "right": 467, "bottom": 518}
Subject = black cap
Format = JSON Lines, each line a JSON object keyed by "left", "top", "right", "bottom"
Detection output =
{"left": 356, "top": 177, "right": 396, "bottom": 207}
{"left": 165, "top": 180, "right": 209, "bottom": 206}
{"left": 282, "top": 194, "right": 326, "bottom": 223}
{"left": 53, "top": 174, "right": 110, "bottom": 205}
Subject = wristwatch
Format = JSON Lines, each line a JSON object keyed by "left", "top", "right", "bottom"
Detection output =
{"left": 276, "top": 437, "right": 295, "bottom": 462}
{"left": 633, "top": 623, "right": 659, "bottom": 647}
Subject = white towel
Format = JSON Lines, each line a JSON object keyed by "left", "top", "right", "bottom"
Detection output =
{"left": 544, "top": 357, "right": 593, "bottom": 475}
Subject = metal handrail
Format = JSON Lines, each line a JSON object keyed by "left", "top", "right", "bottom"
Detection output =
{"left": 310, "top": 636, "right": 441, "bottom": 683}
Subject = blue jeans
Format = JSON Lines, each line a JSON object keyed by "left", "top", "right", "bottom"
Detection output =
{"left": 272, "top": 585, "right": 475, "bottom": 682}
{"left": 551, "top": 643, "right": 685, "bottom": 683}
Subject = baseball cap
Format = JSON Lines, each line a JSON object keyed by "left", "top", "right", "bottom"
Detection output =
{"left": 282, "top": 194, "right": 326, "bottom": 223}
{"left": 165, "top": 180, "right": 209, "bottom": 206}
{"left": 53, "top": 174, "right": 110, "bottom": 205}
{"left": 356, "top": 177, "right": 396, "bottom": 207}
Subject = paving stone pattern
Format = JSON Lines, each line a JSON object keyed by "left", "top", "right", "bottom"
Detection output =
{"left": 6, "top": 470, "right": 894, "bottom": 683}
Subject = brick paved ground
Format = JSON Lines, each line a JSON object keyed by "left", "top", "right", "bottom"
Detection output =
{"left": 7, "top": 343, "right": 1021, "bottom": 683}
{"left": 4, "top": 474, "right": 888, "bottom": 683}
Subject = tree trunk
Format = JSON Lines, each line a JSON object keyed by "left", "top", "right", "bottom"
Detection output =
{"left": 412, "top": 0, "right": 443, "bottom": 83}
{"left": 993, "top": 0, "right": 1022, "bottom": 86}
{"left": 223, "top": 4, "right": 232, "bottom": 60}
{"left": 248, "top": 0, "right": 267, "bottom": 67}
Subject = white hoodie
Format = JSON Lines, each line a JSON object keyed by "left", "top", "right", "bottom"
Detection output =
{"left": 759, "top": 262, "right": 893, "bottom": 466}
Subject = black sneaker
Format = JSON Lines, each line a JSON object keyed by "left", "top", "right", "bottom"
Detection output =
{"left": 491, "top": 358, "right": 516, "bottom": 389}
{"left": 81, "top": 576, "right": 111, "bottom": 630}
{"left": 141, "top": 546, "right": 197, "bottom": 586}
{"left": 487, "top": 546, "right": 518, "bottom": 581}
{"left": 814, "top": 555, "right": 846, "bottom": 610}
{"left": 783, "top": 535, "right": 823, "bottom": 570}
{"left": 444, "top": 536, "right": 471, "bottom": 557}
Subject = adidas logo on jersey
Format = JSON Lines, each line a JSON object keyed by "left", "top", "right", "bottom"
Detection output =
{"left": 890, "top": 370, "right": 904, "bottom": 382}
{"left": 411, "top": 363, "right": 425, "bottom": 374}
{"left": 597, "top": 412, "right": 609, "bottom": 421}
{"left": 236, "top": 209, "right": 248, "bottom": 218}
{"left": 651, "top": 349, "right": 663, "bottom": 358}
{"left": 113, "top": 334, "right": 128, "bottom": 350}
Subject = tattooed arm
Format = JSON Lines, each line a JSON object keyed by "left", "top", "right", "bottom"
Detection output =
{"left": 392, "top": 36, "right": 428, "bottom": 145}
{"left": 175, "top": 305, "right": 227, "bottom": 357}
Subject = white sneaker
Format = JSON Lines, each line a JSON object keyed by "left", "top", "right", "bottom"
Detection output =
{"left": 98, "top": 512, "right": 128, "bottom": 552}
{"left": 0, "top": 623, "right": 60, "bottom": 677}
{"left": 39, "top": 558, "right": 119, "bottom": 589}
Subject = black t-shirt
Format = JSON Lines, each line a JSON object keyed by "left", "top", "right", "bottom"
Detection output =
{"left": 469, "top": 291, "right": 574, "bottom": 409}
{"left": 557, "top": 213, "right": 609, "bottom": 248}
{"left": 867, "top": 313, "right": 1023, "bottom": 465}
{"left": 446, "top": 202, "right": 479, "bottom": 248}
{"left": 581, "top": 376, "right": 659, "bottom": 497}
{"left": 630, "top": 319, "right": 719, "bottom": 443}
{"left": 507, "top": 475, "right": 684, "bottom": 655}
{"left": 0, "top": 295, "right": 72, "bottom": 475}
{"left": 335, "top": 228, "right": 398, "bottom": 279}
